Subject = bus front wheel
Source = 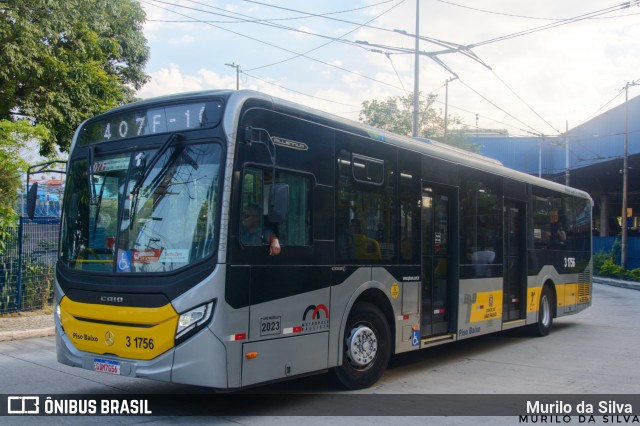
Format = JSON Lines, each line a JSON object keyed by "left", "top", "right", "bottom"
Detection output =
{"left": 331, "top": 302, "right": 391, "bottom": 389}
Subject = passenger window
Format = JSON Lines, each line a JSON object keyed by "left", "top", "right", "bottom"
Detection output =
{"left": 533, "top": 195, "right": 551, "bottom": 249}
{"left": 337, "top": 149, "right": 396, "bottom": 262}
{"left": 460, "top": 173, "right": 502, "bottom": 277}
{"left": 240, "top": 167, "right": 311, "bottom": 246}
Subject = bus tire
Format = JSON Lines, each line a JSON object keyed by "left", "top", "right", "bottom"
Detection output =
{"left": 529, "top": 285, "right": 554, "bottom": 337}
{"left": 331, "top": 301, "right": 391, "bottom": 389}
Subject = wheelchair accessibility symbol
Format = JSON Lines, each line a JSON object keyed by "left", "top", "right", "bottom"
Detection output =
{"left": 411, "top": 329, "right": 420, "bottom": 346}
{"left": 117, "top": 250, "right": 131, "bottom": 272}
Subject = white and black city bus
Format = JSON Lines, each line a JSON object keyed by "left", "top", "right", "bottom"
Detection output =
{"left": 53, "top": 90, "right": 592, "bottom": 390}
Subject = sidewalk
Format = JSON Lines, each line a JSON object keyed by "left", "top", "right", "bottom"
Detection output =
{"left": 0, "top": 312, "right": 55, "bottom": 342}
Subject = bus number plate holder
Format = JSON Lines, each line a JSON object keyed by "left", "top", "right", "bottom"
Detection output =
{"left": 260, "top": 316, "right": 281, "bottom": 336}
{"left": 93, "top": 358, "right": 121, "bottom": 375}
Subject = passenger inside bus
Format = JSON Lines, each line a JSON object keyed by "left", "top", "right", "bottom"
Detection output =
{"left": 241, "top": 203, "right": 281, "bottom": 256}
{"left": 342, "top": 218, "right": 381, "bottom": 261}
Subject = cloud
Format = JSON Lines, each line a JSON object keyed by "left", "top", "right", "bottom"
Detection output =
{"left": 136, "top": 65, "right": 236, "bottom": 99}
{"left": 168, "top": 34, "right": 195, "bottom": 45}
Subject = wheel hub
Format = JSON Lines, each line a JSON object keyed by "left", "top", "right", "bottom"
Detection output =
{"left": 346, "top": 324, "right": 378, "bottom": 368}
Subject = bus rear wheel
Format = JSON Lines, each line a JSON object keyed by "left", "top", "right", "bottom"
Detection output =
{"left": 331, "top": 302, "right": 391, "bottom": 390}
{"left": 529, "top": 285, "right": 554, "bottom": 337}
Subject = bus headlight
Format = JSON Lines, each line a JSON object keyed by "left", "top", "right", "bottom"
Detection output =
{"left": 175, "top": 301, "right": 215, "bottom": 343}
{"left": 55, "top": 303, "right": 61, "bottom": 325}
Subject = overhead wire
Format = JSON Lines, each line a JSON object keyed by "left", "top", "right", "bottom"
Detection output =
{"left": 435, "top": 0, "right": 640, "bottom": 21}
{"left": 570, "top": 77, "right": 640, "bottom": 131}
{"left": 570, "top": 89, "right": 627, "bottom": 131}
{"left": 239, "top": 0, "right": 399, "bottom": 20}
{"left": 242, "top": 71, "right": 361, "bottom": 108}
{"left": 457, "top": 79, "right": 544, "bottom": 135}
{"left": 490, "top": 69, "right": 561, "bottom": 134}
{"left": 141, "top": 0, "right": 406, "bottom": 93}
{"left": 244, "top": 0, "right": 407, "bottom": 72}
{"left": 468, "top": 1, "right": 640, "bottom": 48}
{"left": 142, "top": 0, "right": 637, "bottom": 140}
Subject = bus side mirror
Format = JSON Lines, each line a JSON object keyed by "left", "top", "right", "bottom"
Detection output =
{"left": 268, "top": 183, "right": 289, "bottom": 223}
{"left": 26, "top": 182, "right": 38, "bottom": 220}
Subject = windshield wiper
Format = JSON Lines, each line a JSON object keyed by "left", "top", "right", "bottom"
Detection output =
{"left": 130, "top": 132, "right": 184, "bottom": 197}
{"left": 92, "top": 177, "right": 106, "bottom": 235}
{"left": 129, "top": 133, "right": 184, "bottom": 229}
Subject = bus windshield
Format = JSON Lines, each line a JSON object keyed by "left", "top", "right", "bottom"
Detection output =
{"left": 60, "top": 141, "right": 222, "bottom": 273}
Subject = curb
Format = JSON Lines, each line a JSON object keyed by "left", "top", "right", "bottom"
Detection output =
{"left": 0, "top": 327, "right": 55, "bottom": 342}
{"left": 593, "top": 277, "right": 640, "bottom": 291}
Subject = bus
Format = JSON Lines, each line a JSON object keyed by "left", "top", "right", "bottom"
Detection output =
{"left": 53, "top": 89, "right": 592, "bottom": 390}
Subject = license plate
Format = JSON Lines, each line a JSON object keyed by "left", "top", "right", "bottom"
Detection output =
{"left": 93, "top": 358, "right": 121, "bottom": 375}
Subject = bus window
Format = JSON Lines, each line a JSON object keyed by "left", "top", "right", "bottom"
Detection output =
{"left": 240, "top": 167, "right": 311, "bottom": 247}
{"left": 460, "top": 175, "right": 502, "bottom": 278}
{"left": 569, "top": 196, "right": 591, "bottom": 252}
{"left": 533, "top": 195, "right": 551, "bottom": 249}
{"left": 337, "top": 149, "right": 395, "bottom": 262}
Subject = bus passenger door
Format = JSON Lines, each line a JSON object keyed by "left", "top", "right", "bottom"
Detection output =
{"left": 503, "top": 200, "right": 526, "bottom": 322}
{"left": 421, "top": 185, "right": 453, "bottom": 337}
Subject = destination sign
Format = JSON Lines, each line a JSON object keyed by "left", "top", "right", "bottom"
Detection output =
{"left": 79, "top": 100, "right": 223, "bottom": 145}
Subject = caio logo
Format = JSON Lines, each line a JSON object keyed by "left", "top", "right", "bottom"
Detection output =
{"left": 302, "top": 304, "right": 329, "bottom": 332}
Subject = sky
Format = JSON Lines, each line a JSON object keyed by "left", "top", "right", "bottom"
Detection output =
{"left": 136, "top": 0, "right": 640, "bottom": 138}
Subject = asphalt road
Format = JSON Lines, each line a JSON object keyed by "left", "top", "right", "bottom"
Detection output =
{"left": 0, "top": 283, "right": 638, "bottom": 425}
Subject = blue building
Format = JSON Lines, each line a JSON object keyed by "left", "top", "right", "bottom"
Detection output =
{"left": 467, "top": 94, "right": 640, "bottom": 269}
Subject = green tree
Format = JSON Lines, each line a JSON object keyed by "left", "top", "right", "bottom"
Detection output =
{"left": 359, "top": 92, "right": 480, "bottom": 152}
{"left": 0, "top": 119, "right": 49, "bottom": 251}
{"left": 0, "top": 0, "right": 149, "bottom": 155}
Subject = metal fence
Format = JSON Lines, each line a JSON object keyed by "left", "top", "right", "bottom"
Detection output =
{"left": 0, "top": 217, "right": 59, "bottom": 314}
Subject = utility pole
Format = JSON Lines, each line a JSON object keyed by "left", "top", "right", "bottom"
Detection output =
{"left": 225, "top": 62, "right": 241, "bottom": 90}
{"left": 412, "top": 0, "right": 420, "bottom": 137}
{"left": 622, "top": 81, "right": 639, "bottom": 269}
{"left": 444, "top": 76, "right": 458, "bottom": 144}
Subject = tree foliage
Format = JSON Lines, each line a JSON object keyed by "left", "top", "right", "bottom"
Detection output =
{"left": 0, "top": 0, "right": 149, "bottom": 155}
{"left": 359, "top": 92, "right": 480, "bottom": 152}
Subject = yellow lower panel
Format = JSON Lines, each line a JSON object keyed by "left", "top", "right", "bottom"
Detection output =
{"left": 469, "top": 291, "right": 503, "bottom": 323}
{"left": 562, "top": 283, "right": 578, "bottom": 307}
{"left": 60, "top": 297, "right": 178, "bottom": 361}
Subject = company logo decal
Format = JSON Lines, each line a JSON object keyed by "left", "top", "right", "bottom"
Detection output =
{"left": 303, "top": 304, "right": 329, "bottom": 321}
{"left": 301, "top": 304, "right": 330, "bottom": 332}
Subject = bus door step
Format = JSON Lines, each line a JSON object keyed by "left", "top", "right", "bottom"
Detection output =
{"left": 421, "top": 333, "right": 456, "bottom": 348}
{"left": 502, "top": 319, "right": 526, "bottom": 330}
